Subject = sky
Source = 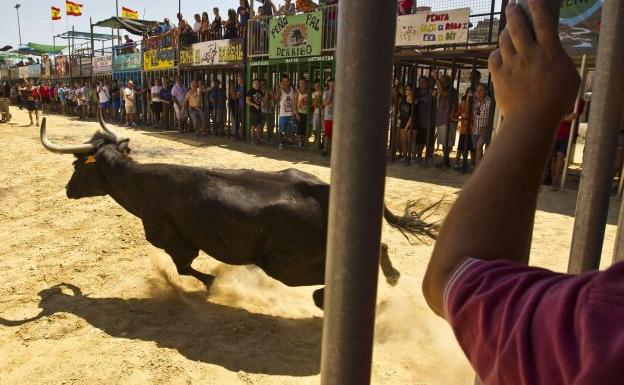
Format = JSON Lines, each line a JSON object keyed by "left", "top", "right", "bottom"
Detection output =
{"left": 0, "top": 0, "right": 251, "bottom": 48}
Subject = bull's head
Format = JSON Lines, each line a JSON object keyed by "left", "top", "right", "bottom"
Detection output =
{"left": 40, "top": 111, "right": 131, "bottom": 199}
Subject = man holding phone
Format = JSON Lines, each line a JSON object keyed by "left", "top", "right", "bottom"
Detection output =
{"left": 423, "top": 1, "right": 623, "bottom": 384}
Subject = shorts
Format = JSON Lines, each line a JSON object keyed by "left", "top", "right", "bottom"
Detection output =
{"left": 112, "top": 99, "right": 121, "bottom": 111}
{"left": 323, "top": 120, "right": 333, "bottom": 138}
{"left": 457, "top": 133, "right": 474, "bottom": 152}
{"left": 552, "top": 138, "right": 568, "bottom": 156}
{"left": 125, "top": 104, "right": 137, "bottom": 114}
{"left": 278, "top": 115, "right": 296, "bottom": 134}
{"left": 151, "top": 101, "right": 163, "bottom": 113}
{"left": 250, "top": 112, "right": 264, "bottom": 127}
{"left": 100, "top": 101, "right": 111, "bottom": 109}
{"left": 297, "top": 113, "right": 308, "bottom": 136}
{"left": 25, "top": 100, "right": 37, "bottom": 111}
{"left": 437, "top": 123, "right": 458, "bottom": 148}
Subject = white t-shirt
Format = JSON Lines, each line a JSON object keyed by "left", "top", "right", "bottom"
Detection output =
{"left": 279, "top": 86, "right": 295, "bottom": 117}
{"left": 97, "top": 85, "right": 110, "bottom": 103}
{"left": 151, "top": 85, "right": 162, "bottom": 102}
{"left": 124, "top": 87, "right": 136, "bottom": 107}
{"left": 193, "top": 22, "right": 202, "bottom": 32}
{"left": 323, "top": 89, "right": 334, "bottom": 121}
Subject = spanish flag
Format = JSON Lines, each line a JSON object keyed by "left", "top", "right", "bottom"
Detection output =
{"left": 66, "top": 0, "right": 83, "bottom": 16}
{"left": 121, "top": 6, "right": 139, "bottom": 20}
{"left": 51, "top": 6, "right": 61, "bottom": 21}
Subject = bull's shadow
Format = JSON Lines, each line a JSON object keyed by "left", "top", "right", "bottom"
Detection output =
{"left": 0, "top": 283, "right": 322, "bottom": 376}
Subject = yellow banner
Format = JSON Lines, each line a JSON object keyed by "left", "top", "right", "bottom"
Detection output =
{"left": 143, "top": 48, "right": 175, "bottom": 71}
{"left": 121, "top": 7, "right": 139, "bottom": 19}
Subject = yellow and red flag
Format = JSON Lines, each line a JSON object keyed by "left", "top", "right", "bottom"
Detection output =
{"left": 51, "top": 6, "right": 61, "bottom": 21}
{"left": 65, "top": 0, "right": 83, "bottom": 16}
{"left": 121, "top": 6, "right": 139, "bottom": 19}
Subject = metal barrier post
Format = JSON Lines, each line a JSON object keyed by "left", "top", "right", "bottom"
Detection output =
{"left": 568, "top": 0, "right": 624, "bottom": 274}
{"left": 319, "top": 0, "right": 397, "bottom": 384}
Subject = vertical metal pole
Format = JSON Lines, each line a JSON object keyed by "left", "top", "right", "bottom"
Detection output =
{"left": 15, "top": 4, "right": 22, "bottom": 47}
{"left": 560, "top": 54, "right": 588, "bottom": 190}
{"left": 568, "top": 0, "right": 624, "bottom": 274}
{"left": 319, "top": 1, "right": 397, "bottom": 385}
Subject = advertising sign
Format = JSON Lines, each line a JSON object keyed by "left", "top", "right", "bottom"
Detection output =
{"left": 55, "top": 55, "right": 69, "bottom": 76}
{"left": 269, "top": 11, "right": 322, "bottom": 59}
{"left": 182, "top": 38, "right": 244, "bottom": 67}
{"left": 92, "top": 55, "right": 113, "bottom": 74}
{"left": 114, "top": 52, "right": 141, "bottom": 72}
{"left": 143, "top": 48, "right": 175, "bottom": 71}
{"left": 560, "top": 0, "right": 602, "bottom": 28}
{"left": 18, "top": 66, "right": 29, "bottom": 79}
{"left": 28, "top": 64, "right": 41, "bottom": 78}
{"left": 396, "top": 8, "right": 470, "bottom": 47}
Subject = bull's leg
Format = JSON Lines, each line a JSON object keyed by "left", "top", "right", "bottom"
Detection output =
{"left": 380, "top": 243, "right": 401, "bottom": 286}
{"left": 167, "top": 248, "right": 214, "bottom": 288}
{"left": 313, "top": 288, "right": 324, "bottom": 310}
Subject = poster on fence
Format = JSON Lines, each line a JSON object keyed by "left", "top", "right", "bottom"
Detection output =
{"left": 143, "top": 47, "right": 175, "bottom": 71}
{"left": 396, "top": 8, "right": 470, "bottom": 47}
{"left": 41, "top": 55, "right": 52, "bottom": 79}
{"left": 54, "top": 55, "right": 69, "bottom": 76}
{"left": 18, "top": 66, "right": 29, "bottom": 79}
{"left": 185, "top": 38, "right": 244, "bottom": 67}
{"left": 28, "top": 64, "right": 41, "bottom": 78}
{"left": 269, "top": 11, "right": 322, "bottom": 59}
{"left": 114, "top": 52, "right": 141, "bottom": 71}
{"left": 92, "top": 55, "right": 112, "bottom": 73}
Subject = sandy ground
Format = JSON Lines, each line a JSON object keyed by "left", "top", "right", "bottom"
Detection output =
{"left": 0, "top": 106, "right": 620, "bottom": 385}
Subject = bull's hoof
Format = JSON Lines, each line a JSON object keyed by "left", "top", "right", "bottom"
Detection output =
{"left": 385, "top": 269, "right": 401, "bottom": 287}
{"left": 313, "top": 288, "right": 324, "bottom": 310}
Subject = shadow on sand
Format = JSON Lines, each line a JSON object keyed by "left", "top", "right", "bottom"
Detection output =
{"left": 0, "top": 283, "right": 322, "bottom": 376}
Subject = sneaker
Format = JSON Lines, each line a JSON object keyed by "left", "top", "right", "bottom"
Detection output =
{"left": 278, "top": 143, "right": 284, "bottom": 150}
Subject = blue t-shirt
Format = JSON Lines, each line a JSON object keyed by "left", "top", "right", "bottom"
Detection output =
{"left": 210, "top": 88, "right": 226, "bottom": 110}
{"left": 236, "top": 84, "right": 245, "bottom": 108}
{"left": 58, "top": 87, "right": 66, "bottom": 102}
{"left": 237, "top": 6, "right": 250, "bottom": 25}
{"left": 159, "top": 87, "right": 172, "bottom": 102}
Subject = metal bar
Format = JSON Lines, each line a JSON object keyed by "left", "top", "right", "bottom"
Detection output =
{"left": 319, "top": 0, "right": 397, "bottom": 384}
{"left": 568, "top": 0, "right": 624, "bottom": 274}
{"left": 560, "top": 54, "right": 588, "bottom": 190}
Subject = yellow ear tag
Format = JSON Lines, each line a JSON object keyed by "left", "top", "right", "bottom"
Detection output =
{"left": 85, "top": 156, "right": 96, "bottom": 164}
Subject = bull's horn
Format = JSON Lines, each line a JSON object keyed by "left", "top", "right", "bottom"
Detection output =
{"left": 98, "top": 109, "right": 128, "bottom": 143}
{"left": 40, "top": 118, "right": 95, "bottom": 154}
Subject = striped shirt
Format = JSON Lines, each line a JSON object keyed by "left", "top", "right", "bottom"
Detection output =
{"left": 472, "top": 96, "right": 492, "bottom": 135}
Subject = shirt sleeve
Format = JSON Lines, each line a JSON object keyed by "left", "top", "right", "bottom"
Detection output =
{"left": 445, "top": 258, "right": 624, "bottom": 385}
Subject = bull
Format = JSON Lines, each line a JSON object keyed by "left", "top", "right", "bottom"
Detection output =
{"left": 39, "top": 113, "right": 438, "bottom": 308}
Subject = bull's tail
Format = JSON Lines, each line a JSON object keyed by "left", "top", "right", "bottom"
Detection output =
{"left": 383, "top": 199, "right": 442, "bottom": 244}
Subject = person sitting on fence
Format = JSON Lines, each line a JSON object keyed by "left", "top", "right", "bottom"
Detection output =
{"left": 200, "top": 12, "right": 211, "bottom": 42}
{"left": 296, "top": 0, "right": 318, "bottom": 12}
{"left": 275, "top": 74, "right": 297, "bottom": 150}
{"left": 177, "top": 13, "right": 195, "bottom": 45}
{"left": 123, "top": 35, "right": 134, "bottom": 53}
{"left": 277, "top": 0, "right": 296, "bottom": 15}
{"left": 224, "top": 9, "right": 239, "bottom": 39}
{"left": 257, "top": 0, "right": 276, "bottom": 16}
{"left": 192, "top": 14, "right": 202, "bottom": 42}
{"left": 238, "top": 0, "right": 251, "bottom": 36}
{"left": 184, "top": 80, "right": 203, "bottom": 135}
{"left": 320, "top": 78, "right": 334, "bottom": 157}
{"left": 211, "top": 8, "right": 223, "bottom": 39}
{"left": 422, "top": 2, "right": 624, "bottom": 385}
{"left": 171, "top": 77, "right": 187, "bottom": 132}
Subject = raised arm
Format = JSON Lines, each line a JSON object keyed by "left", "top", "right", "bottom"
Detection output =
{"left": 422, "top": 0, "right": 581, "bottom": 317}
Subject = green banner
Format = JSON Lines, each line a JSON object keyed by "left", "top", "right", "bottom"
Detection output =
{"left": 560, "top": 0, "right": 602, "bottom": 28}
{"left": 269, "top": 11, "right": 323, "bottom": 59}
{"left": 114, "top": 52, "right": 141, "bottom": 72}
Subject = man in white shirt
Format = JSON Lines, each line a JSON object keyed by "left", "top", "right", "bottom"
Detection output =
{"left": 97, "top": 81, "right": 111, "bottom": 119}
{"left": 150, "top": 79, "right": 163, "bottom": 128}
{"left": 124, "top": 80, "right": 138, "bottom": 127}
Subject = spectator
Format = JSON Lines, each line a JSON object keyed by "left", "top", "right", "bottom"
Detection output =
{"left": 150, "top": 79, "right": 163, "bottom": 129}
{"left": 97, "top": 80, "right": 111, "bottom": 120}
{"left": 274, "top": 74, "right": 297, "bottom": 150}
{"left": 311, "top": 79, "right": 323, "bottom": 143}
{"left": 123, "top": 35, "right": 134, "bottom": 53}
{"left": 200, "top": 12, "right": 211, "bottom": 41}
{"left": 296, "top": 0, "right": 318, "bottom": 12}
{"left": 177, "top": 13, "right": 195, "bottom": 45}
{"left": 124, "top": 80, "right": 138, "bottom": 127}
{"left": 185, "top": 80, "right": 203, "bottom": 136}
{"left": 415, "top": 76, "right": 436, "bottom": 163}
{"left": 58, "top": 83, "right": 67, "bottom": 115}
{"left": 321, "top": 78, "right": 334, "bottom": 156}
{"left": 111, "top": 80, "right": 120, "bottom": 122}
{"left": 398, "top": 0, "right": 413, "bottom": 15}
{"left": 246, "top": 78, "right": 264, "bottom": 144}
{"left": 433, "top": 72, "right": 459, "bottom": 168}
{"left": 277, "top": 0, "right": 296, "bottom": 15}
{"left": 296, "top": 78, "right": 310, "bottom": 148}
{"left": 171, "top": 77, "right": 187, "bottom": 132}
{"left": 551, "top": 98, "right": 585, "bottom": 188}
{"left": 119, "top": 80, "right": 127, "bottom": 123}
{"left": 211, "top": 8, "right": 223, "bottom": 39}
{"left": 161, "top": 18, "right": 172, "bottom": 33}
{"left": 21, "top": 80, "right": 40, "bottom": 126}
{"left": 471, "top": 83, "right": 493, "bottom": 167}
{"left": 419, "top": 3, "right": 624, "bottom": 385}
{"left": 224, "top": 9, "right": 239, "bottom": 39}
{"left": 397, "top": 85, "right": 415, "bottom": 161}
{"left": 159, "top": 79, "right": 173, "bottom": 130}
{"left": 238, "top": 0, "right": 251, "bottom": 28}
{"left": 233, "top": 74, "right": 246, "bottom": 140}
{"left": 200, "top": 80, "right": 215, "bottom": 136}
{"left": 260, "top": 78, "right": 275, "bottom": 139}
{"left": 210, "top": 79, "right": 226, "bottom": 136}
{"left": 257, "top": 0, "right": 276, "bottom": 16}
{"left": 454, "top": 91, "right": 474, "bottom": 170}
{"left": 193, "top": 14, "right": 202, "bottom": 35}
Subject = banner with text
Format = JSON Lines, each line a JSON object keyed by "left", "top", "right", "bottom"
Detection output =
{"left": 269, "top": 11, "right": 322, "bottom": 59}
{"left": 143, "top": 48, "right": 175, "bottom": 71}
{"left": 396, "top": 8, "right": 470, "bottom": 47}
{"left": 180, "top": 38, "right": 244, "bottom": 67}
{"left": 54, "top": 55, "right": 69, "bottom": 76}
{"left": 92, "top": 55, "right": 113, "bottom": 74}
{"left": 114, "top": 52, "right": 141, "bottom": 72}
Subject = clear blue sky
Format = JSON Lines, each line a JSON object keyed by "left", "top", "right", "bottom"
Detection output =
{"left": 1, "top": 0, "right": 263, "bottom": 48}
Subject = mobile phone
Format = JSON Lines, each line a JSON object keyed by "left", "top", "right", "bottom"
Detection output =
{"left": 516, "top": 0, "right": 563, "bottom": 30}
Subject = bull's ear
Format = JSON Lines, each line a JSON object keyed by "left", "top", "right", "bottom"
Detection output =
{"left": 118, "top": 142, "right": 129, "bottom": 152}
{"left": 84, "top": 156, "right": 96, "bottom": 164}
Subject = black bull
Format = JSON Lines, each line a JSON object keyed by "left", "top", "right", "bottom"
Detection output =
{"left": 39, "top": 115, "right": 438, "bottom": 308}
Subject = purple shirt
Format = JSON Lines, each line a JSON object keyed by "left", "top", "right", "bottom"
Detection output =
{"left": 445, "top": 258, "right": 624, "bottom": 385}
